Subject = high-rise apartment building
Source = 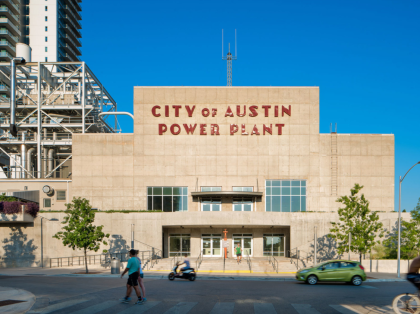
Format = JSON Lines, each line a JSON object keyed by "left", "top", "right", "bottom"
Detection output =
{"left": 0, "top": 0, "right": 81, "bottom": 62}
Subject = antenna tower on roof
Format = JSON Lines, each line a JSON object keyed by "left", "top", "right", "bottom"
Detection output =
{"left": 222, "top": 29, "right": 237, "bottom": 86}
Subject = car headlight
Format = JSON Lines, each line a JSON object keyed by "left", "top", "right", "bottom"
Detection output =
{"left": 300, "top": 270, "right": 309, "bottom": 274}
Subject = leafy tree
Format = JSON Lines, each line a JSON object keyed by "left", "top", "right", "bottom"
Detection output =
{"left": 53, "top": 197, "right": 109, "bottom": 273}
{"left": 383, "top": 197, "right": 420, "bottom": 259}
{"left": 0, "top": 193, "right": 17, "bottom": 202}
{"left": 329, "top": 184, "right": 384, "bottom": 262}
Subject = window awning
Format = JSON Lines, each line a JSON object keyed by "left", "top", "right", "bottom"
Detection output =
{"left": 191, "top": 191, "right": 263, "bottom": 197}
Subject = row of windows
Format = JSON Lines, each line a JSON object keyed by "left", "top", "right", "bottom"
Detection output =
{"left": 146, "top": 181, "right": 306, "bottom": 212}
{"left": 43, "top": 190, "right": 66, "bottom": 208}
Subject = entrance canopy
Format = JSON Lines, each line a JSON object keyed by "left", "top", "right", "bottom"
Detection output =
{"left": 191, "top": 191, "right": 263, "bottom": 197}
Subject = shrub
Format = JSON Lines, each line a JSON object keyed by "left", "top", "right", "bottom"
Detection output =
{"left": 3, "top": 201, "right": 22, "bottom": 215}
{"left": 26, "top": 202, "right": 39, "bottom": 218}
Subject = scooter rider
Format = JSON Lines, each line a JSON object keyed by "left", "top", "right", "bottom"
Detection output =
{"left": 177, "top": 254, "right": 190, "bottom": 274}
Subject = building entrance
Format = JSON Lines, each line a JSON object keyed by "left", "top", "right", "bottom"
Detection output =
{"left": 202, "top": 234, "right": 222, "bottom": 257}
{"left": 232, "top": 234, "right": 253, "bottom": 257}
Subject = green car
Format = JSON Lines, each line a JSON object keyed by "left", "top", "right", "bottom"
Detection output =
{"left": 295, "top": 260, "right": 367, "bottom": 286}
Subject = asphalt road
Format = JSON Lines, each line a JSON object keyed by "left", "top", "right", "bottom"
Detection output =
{"left": 0, "top": 275, "right": 417, "bottom": 313}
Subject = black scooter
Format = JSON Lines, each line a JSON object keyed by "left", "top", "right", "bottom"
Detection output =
{"left": 168, "top": 262, "right": 196, "bottom": 281}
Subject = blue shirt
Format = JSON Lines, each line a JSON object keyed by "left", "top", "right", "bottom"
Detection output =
{"left": 126, "top": 257, "right": 140, "bottom": 275}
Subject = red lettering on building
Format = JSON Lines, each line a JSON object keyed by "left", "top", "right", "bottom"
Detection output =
{"left": 275, "top": 124, "right": 285, "bottom": 135}
{"left": 185, "top": 105, "right": 196, "bottom": 117}
{"left": 200, "top": 124, "right": 207, "bottom": 135}
{"left": 274, "top": 105, "right": 279, "bottom": 117}
{"left": 158, "top": 124, "right": 167, "bottom": 135}
{"left": 170, "top": 124, "right": 181, "bottom": 135}
{"left": 262, "top": 105, "right": 271, "bottom": 117}
{"left": 251, "top": 125, "right": 260, "bottom": 135}
{"left": 211, "top": 124, "right": 220, "bottom": 135}
{"left": 282, "top": 105, "right": 291, "bottom": 117}
{"left": 183, "top": 124, "right": 197, "bottom": 134}
{"left": 237, "top": 105, "right": 246, "bottom": 117}
{"left": 225, "top": 106, "right": 234, "bottom": 117}
{"left": 241, "top": 124, "right": 248, "bottom": 135}
{"left": 249, "top": 106, "right": 258, "bottom": 117}
{"left": 172, "top": 105, "right": 182, "bottom": 117}
{"left": 230, "top": 124, "right": 238, "bottom": 135}
{"left": 165, "top": 105, "right": 169, "bottom": 117}
{"left": 202, "top": 108, "right": 210, "bottom": 117}
{"left": 151, "top": 106, "right": 161, "bottom": 117}
{"left": 212, "top": 108, "right": 217, "bottom": 117}
{"left": 263, "top": 124, "right": 272, "bottom": 135}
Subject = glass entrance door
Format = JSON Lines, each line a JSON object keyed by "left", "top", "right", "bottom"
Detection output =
{"left": 263, "top": 234, "right": 285, "bottom": 256}
{"left": 232, "top": 234, "right": 253, "bottom": 257}
{"left": 201, "top": 234, "right": 222, "bottom": 257}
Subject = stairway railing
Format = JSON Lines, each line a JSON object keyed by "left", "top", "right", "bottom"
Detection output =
{"left": 268, "top": 255, "right": 279, "bottom": 273}
{"left": 246, "top": 254, "right": 252, "bottom": 273}
{"left": 196, "top": 250, "right": 203, "bottom": 270}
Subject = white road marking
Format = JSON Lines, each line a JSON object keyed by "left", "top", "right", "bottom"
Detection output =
{"left": 254, "top": 303, "right": 277, "bottom": 314}
{"left": 164, "top": 302, "right": 198, "bottom": 314}
{"left": 361, "top": 285, "right": 377, "bottom": 289}
{"left": 330, "top": 304, "right": 362, "bottom": 314}
{"left": 70, "top": 300, "right": 119, "bottom": 314}
{"left": 118, "top": 301, "right": 161, "bottom": 314}
{"left": 209, "top": 302, "right": 235, "bottom": 314}
{"left": 28, "top": 299, "right": 89, "bottom": 313}
{"left": 291, "top": 304, "right": 322, "bottom": 314}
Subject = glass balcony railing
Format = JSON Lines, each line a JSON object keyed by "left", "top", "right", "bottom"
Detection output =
{"left": 0, "top": 50, "right": 12, "bottom": 59}
{"left": 0, "top": 18, "right": 21, "bottom": 35}
{"left": 0, "top": 29, "right": 18, "bottom": 42}
{"left": 0, "top": 40, "right": 15, "bottom": 51}
{"left": 0, "top": 7, "right": 19, "bottom": 22}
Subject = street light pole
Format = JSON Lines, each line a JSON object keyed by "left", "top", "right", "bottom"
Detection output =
{"left": 397, "top": 161, "right": 420, "bottom": 278}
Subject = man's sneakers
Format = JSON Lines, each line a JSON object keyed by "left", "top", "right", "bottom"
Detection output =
{"left": 135, "top": 298, "right": 144, "bottom": 305}
{"left": 120, "top": 297, "right": 131, "bottom": 303}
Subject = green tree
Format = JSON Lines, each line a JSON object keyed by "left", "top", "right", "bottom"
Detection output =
{"left": 329, "top": 184, "right": 384, "bottom": 262}
{"left": 383, "top": 197, "right": 420, "bottom": 259}
{"left": 53, "top": 197, "right": 109, "bottom": 273}
{"left": 0, "top": 193, "right": 17, "bottom": 202}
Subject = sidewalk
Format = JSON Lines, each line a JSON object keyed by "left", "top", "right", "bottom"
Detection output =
{"left": 0, "top": 286, "right": 35, "bottom": 314}
{"left": 0, "top": 266, "right": 407, "bottom": 282}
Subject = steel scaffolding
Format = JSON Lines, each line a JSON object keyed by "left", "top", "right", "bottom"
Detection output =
{"left": 0, "top": 61, "right": 119, "bottom": 179}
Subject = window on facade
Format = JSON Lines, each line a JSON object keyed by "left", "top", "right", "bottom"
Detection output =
{"left": 265, "top": 180, "right": 306, "bottom": 212}
{"left": 169, "top": 234, "right": 190, "bottom": 257}
{"left": 233, "top": 187, "right": 253, "bottom": 192}
{"left": 201, "top": 187, "right": 222, "bottom": 192}
{"left": 45, "top": 16, "right": 48, "bottom": 21}
{"left": 147, "top": 187, "right": 187, "bottom": 212}
{"left": 201, "top": 198, "right": 221, "bottom": 211}
{"left": 45, "top": 6, "right": 48, "bottom": 11}
{"left": 45, "top": 36, "right": 47, "bottom": 42}
{"left": 57, "top": 190, "right": 66, "bottom": 201}
{"left": 263, "top": 234, "right": 285, "bottom": 256}
{"left": 45, "top": 57, "right": 48, "bottom": 62}
{"left": 45, "top": 47, "right": 48, "bottom": 52}
{"left": 45, "top": 26, "right": 48, "bottom": 31}
{"left": 43, "top": 198, "right": 51, "bottom": 208}
{"left": 233, "top": 197, "right": 253, "bottom": 211}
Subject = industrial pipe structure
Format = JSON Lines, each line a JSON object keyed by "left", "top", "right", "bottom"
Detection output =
{"left": 0, "top": 61, "right": 120, "bottom": 179}
{"left": 98, "top": 112, "right": 134, "bottom": 120}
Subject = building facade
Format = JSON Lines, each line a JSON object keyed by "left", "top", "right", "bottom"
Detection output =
{"left": 0, "top": 0, "right": 81, "bottom": 62}
{"left": 69, "top": 87, "right": 395, "bottom": 258}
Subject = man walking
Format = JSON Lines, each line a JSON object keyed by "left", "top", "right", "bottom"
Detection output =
{"left": 235, "top": 243, "right": 242, "bottom": 263}
{"left": 120, "top": 249, "right": 143, "bottom": 305}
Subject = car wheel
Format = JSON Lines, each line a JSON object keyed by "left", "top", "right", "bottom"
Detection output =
{"left": 306, "top": 275, "right": 318, "bottom": 285}
{"left": 168, "top": 273, "right": 175, "bottom": 281}
{"left": 351, "top": 275, "right": 362, "bottom": 286}
{"left": 189, "top": 273, "right": 196, "bottom": 281}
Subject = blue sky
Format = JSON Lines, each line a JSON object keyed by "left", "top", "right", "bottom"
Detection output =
{"left": 81, "top": 0, "right": 420, "bottom": 212}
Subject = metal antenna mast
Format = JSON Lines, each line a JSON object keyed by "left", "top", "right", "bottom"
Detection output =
{"left": 222, "top": 29, "right": 237, "bottom": 86}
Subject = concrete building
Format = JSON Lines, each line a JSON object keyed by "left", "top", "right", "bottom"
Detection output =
{"left": 0, "top": 86, "right": 402, "bottom": 267}
{"left": 0, "top": 0, "right": 81, "bottom": 62}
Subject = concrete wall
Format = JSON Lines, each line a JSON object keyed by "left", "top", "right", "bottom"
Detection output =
{"left": 0, "top": 211, "right": 409, "bottom": 267}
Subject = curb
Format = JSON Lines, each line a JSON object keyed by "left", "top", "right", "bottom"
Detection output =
{"left": 0, "top": 286, "right": 36, "bottom": 314}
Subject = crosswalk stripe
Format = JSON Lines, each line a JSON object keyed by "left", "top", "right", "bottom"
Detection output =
{"left": 117, "top": 301, "right": 161, "bottom": 314}
{"left": 70, "top": 300, "right": 119, "bottom": 314}
{"left": 292, "top": 304, "right": 322, "bottom": 314}
{"left": 164, "top": 302, "right": 198, "bottom": 314}
{"left": 330, "top": 304, "right": 362, "bottom": 314}
{"left": 254, "top": 303, "right": 277, "bottom": 314}
{"left": 28, "top": 299, "right": 89, "bottom": 314}
{"left": 209, "top": 302, "right": 235, "bottom": 314}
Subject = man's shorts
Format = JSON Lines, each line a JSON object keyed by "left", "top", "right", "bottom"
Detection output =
{"left": 237, "top": 253, "right": 242, "bottom": 256}
{"left": 127, "top": 272, "right": 139, "bottom": 286}
{"left": 406, "top": 273, "right": 420, "bottom": 289}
